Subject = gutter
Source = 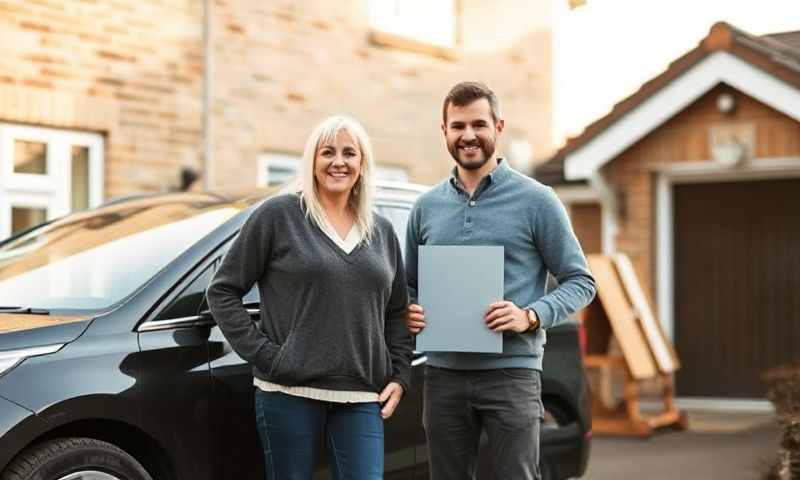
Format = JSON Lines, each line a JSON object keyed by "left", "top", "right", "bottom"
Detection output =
{"left": 587, "top": 171, "right": 619, "bottom": 255}
{"left": 202, "top": 0, "right": 213, "bottom": 190}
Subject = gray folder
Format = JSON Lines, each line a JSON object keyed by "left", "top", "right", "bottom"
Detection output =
{"left": 417, "top": 245, "right": 504, "bottom": 353}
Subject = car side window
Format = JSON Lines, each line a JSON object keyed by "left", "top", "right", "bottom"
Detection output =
{"left": 242, "top": 284, "right": 259, "bottom": 305}
{"left": 156, "top": 264, "right": 215, "bottom": 320}
{"left": 375, "top": 203, "right": 411, "bottom": 257}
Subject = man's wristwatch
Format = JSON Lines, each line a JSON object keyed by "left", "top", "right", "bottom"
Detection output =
{"left": 524, "top": 307, "right": 540, "bottom": 332}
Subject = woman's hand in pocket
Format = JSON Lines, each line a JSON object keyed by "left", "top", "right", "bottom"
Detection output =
{"left": 379, "top": 382, "right": 404, "bottom": 419}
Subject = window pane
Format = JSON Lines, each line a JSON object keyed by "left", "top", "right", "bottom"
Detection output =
{"left": 243, "top": 285, "right": 260, "bottom": 305}
{"left": 258, "top": 153, "right": 300, "bottom": 187}
{"left": 375, "top": 205, "right": 411, "bottom": 256}
{"left": 268, "top": 166, "right": 295, "bottom": 186}
{"left": 14, "top": 140, "right": 47, "bottom": 174}
{"left": 11, "top": 206, "right": 47, "bottom": 235}
{"left": 375, "top": 165, "right": 409, "bottom": 182}
{"left": 369, "top": 0, "right": 455, "bottom": 48}
{"left": 156, "top": 265, "right": 215, "bottom": 320}
{"left": 71, "top": 146, "right": 90, "bottom": 211}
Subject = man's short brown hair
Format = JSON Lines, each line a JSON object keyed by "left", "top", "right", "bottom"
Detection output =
{"left": 442, "top": 82, "right": 501, "bottom": 124}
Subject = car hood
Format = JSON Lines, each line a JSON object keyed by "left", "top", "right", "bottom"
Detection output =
{"left": 0, "top": 314, "right": 92, "bottom": 351}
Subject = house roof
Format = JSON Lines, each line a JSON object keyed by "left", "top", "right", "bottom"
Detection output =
{"left": 537, "top": 22, "right": 800, "bottom": 186}
{"left": 763, "top": 30, "right": 800, "bottom": 52}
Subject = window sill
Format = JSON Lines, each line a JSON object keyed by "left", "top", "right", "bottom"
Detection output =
{"left": 368, "top": 30, "right": 458, "bottom": 61}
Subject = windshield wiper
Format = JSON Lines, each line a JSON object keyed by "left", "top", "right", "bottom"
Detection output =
{"left": 0, "top": 306, "right": 50, "bottom": 315}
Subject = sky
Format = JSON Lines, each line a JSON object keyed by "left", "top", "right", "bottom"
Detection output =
{"left": 552, "top": 0, "right": 800, "bottom": 146}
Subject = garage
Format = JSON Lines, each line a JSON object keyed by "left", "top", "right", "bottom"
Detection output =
{"left": 673, "top": 178, "right": 800, "bottom": 398}
{"left": 538, "top": 23, "right": 800, "bottom": 403}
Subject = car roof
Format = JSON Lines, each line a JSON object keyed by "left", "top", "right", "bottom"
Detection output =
{"left": 97, "top": 181, "right": 428, "bottom": 211}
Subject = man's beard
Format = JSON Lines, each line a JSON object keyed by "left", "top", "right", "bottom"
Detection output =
{"left": 448, "top": 139, "right": 496, "bottom": 171}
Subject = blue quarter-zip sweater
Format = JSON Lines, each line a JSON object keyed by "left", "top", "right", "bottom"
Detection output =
{"left": 405, "top": 159, "right": 596, "bottom": 371}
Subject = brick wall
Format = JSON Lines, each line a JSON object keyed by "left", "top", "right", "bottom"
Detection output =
{"left": 209, "top": 0, "right": 554, "bottom": 189}
{"left": 0, "top": 0, "right": 204, "bottom": 197}
{"left": 0, "top": 0, "right": 554, "bottom": 199}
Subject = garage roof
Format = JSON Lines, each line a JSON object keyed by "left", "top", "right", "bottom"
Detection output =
{"left": 537, "top": 22, "right": 800, "bottom": 185}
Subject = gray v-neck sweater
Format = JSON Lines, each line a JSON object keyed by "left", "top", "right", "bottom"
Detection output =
{"left": 206, "top": 193, "right": 412, "bottom": 394}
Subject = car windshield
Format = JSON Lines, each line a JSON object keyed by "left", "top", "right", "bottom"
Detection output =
{"left": 0, "top": 194, "right": 244, "bottom": 311}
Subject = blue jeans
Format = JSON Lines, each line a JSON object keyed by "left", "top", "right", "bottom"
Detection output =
{"left": 254, "top": 389, "right": 384, "bottom": 480}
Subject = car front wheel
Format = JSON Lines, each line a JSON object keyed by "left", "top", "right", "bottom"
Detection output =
{"left": 1, "top": 438, "right": 152, "bottom": 480}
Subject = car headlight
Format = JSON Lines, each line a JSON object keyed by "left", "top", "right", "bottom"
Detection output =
{"left": 0, "top": 344, "right": 63, "bottom": 376}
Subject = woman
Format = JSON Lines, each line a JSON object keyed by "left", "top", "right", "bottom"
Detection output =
{"left": 206, "top": 115, "right": 412, "bottom": 479}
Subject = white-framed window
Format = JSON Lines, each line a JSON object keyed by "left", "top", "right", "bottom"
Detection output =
{"left": 368, "top": 0, "right": 457, "bottom": 54}
{"left": 257, "top": 152, "right": 300, "bottom": 187}
{"left": 0, "top": 124, "right": 104, "bottom": 238}
{"left": 256, "top": 153, "right": 411, "bottom": 188}
{"left": 375, "top": 165, "right": 410, "bottom": 182}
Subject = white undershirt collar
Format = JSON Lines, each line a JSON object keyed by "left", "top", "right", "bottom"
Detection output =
{"left": 320, "top": 217, "right": 361, "bottom": 254}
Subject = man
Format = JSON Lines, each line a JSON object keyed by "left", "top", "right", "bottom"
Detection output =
{"left": 405, "top": 82, "right": 596, "bottom": 480}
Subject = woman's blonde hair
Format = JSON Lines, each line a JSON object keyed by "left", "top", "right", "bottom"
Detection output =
{"left": 297, "top": 115, "right": 376, "bottom": 243}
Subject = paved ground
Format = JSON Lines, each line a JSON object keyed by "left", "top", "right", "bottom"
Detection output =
{"left": 584, "top": 411, "right": 781, "bottom": 479}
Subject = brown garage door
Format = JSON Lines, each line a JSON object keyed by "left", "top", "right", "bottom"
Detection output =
{"left": 674, "top": 178, "right": 800, "bottom": 398}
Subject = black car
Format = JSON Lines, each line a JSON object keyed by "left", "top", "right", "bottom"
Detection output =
{"left": 0, "top": 183, "right": 590, "bottom": 480}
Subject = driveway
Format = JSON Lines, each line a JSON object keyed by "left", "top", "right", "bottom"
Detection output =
{"left": 584, "top": 411, "right": 780, "bottom": 479}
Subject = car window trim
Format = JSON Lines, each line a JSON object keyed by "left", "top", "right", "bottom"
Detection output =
{"left": 147, "top": 260, "right": 217, "bottom": 324}
{"left": 374, "top": 199, "right": 414, "bottom": 209}
{"left": 138, "top": 308, "right": 259, "bottom": 332}
{"left": 138, "top": 315, "right": 215, "bottom": 332}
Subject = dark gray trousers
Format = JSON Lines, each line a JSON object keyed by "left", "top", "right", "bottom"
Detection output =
{"left": 423, "top": 366, "right": 543, "bottom": 480}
